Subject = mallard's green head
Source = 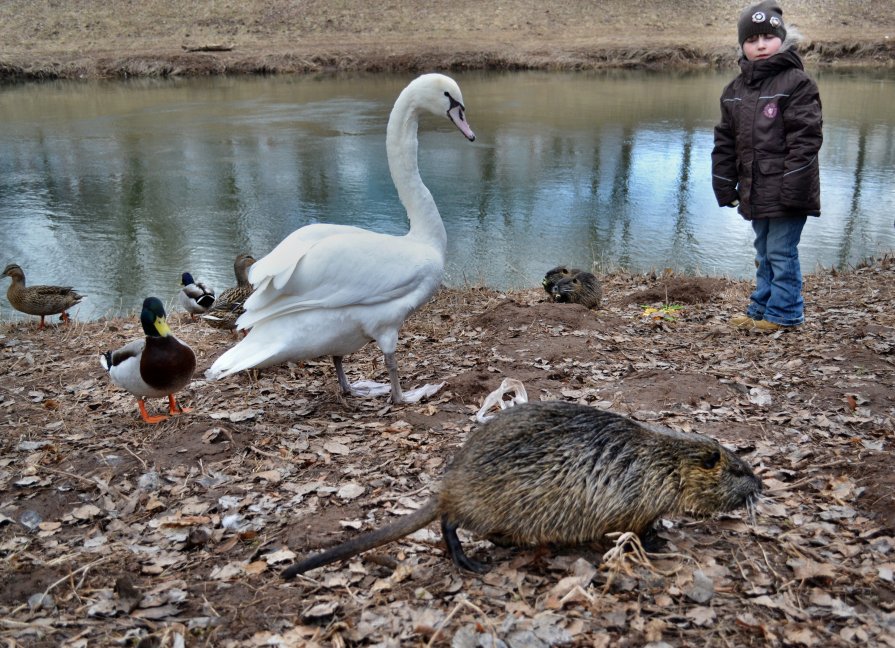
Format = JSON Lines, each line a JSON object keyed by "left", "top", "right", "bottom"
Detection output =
{"left": 141, "top": 297, "right": 171, "bottom": 337}
{"left": 181, "top": 272, "right": 195, "bottom": 287}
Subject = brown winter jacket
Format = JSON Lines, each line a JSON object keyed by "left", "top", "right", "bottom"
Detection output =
{"left": 711, "top": 48, "right": 823, "bottom": 220}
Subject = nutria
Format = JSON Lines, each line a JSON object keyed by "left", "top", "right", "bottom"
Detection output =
{"left": 282, "top": 401, "right": 761, "bottom": 578}
{"left": 553, "top": 271, "right": 602, "bottom": 309}
{"left": 542, "top": 265, "right": 583, "bottom": 295}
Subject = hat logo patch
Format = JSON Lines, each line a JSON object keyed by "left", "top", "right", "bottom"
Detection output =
{"left": 752, "top": 11, "right": 766, "bottom": 22}
{"left": 769, "top": 16, "right": 781, "bottom": 27}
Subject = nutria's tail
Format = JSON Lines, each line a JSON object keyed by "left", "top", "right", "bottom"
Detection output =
{"left": 282, "top": 499, "right": 439, "bottom": 580}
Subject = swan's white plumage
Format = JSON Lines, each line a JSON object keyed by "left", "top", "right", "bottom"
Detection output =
{"left": 205, "top": 73, "right": 475, "bottom": 402}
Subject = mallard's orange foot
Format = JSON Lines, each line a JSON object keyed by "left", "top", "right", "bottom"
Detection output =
{"left": 138, "top": 400, "right": 168, "bottom": 424}
{"left": 167, "top": 395, "right": 192, "bottom": 416}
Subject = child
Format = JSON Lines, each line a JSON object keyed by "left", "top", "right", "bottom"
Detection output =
{"left": 712, "top": 1, "right": 823, "bottom": 331}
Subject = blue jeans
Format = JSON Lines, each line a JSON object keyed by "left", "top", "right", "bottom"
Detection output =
{"left": 746, "top": 216, "right": 808, "bottom": 327}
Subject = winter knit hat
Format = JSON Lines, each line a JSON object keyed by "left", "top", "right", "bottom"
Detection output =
{"left": 738, "top": 1, "right": 787, "bottom": 47}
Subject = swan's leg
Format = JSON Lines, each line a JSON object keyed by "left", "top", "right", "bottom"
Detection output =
{"left": 336, "top": 356, "right": 393, "bottom": 398}
{"left": 383, "top": 351, "right": 405, "bottom": 404}
{"left": 332, "top": 356, "right": 351, "bottom": 394}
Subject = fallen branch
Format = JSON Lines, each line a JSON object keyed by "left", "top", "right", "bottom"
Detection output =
{"left": 182, "top": 44, "right": 233, "bottom": 52}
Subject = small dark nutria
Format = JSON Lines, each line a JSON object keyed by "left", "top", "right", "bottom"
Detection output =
{"left": 553, "top": 271, "right": 602, "bottom": 309}
{"left": 542, "top": 265, "right": 583, "bottom": 295}
{"left": 282, "top": 401, "right": 761, "bottom": 578}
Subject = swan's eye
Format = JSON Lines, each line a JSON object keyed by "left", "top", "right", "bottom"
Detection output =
{"left": 445, "top": 91, "right": 465, "bottom": 118}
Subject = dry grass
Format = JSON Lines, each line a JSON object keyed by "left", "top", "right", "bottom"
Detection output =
{"left": 1, "top": 0, "right": 893, "bottom": 80}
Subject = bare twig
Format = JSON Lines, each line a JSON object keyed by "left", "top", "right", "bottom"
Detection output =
{"left": 427, "top": 598, "right": 498, "bottom": 648}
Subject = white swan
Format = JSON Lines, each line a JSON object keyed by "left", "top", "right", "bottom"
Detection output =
{"left": 205, "top": 73, "right": 475, "bottom": 403}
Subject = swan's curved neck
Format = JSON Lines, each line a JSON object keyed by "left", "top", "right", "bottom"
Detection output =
{"left": 386, "top": 92, "right": 447, "bottom": 253}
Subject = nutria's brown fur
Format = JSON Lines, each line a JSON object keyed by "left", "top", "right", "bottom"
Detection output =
{"left": 542, "top": 265, "right": 583, "bottom": 295}
{"left": 282, "top": 401, "right": 761, "bottom": 578}
{"left": 553, "top": 271, "right": 602, "bottom": 309}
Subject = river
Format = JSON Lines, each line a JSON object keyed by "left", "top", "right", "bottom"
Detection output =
{"left": 1, "top": 70, "right": 893, "bottom": 320}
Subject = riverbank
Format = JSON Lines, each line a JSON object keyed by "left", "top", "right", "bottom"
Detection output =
{"left": 1, "top": 0, "right": 893, "bottom": 81}
{"left": 1, "top": 261, "right": 894, "bottom": 645}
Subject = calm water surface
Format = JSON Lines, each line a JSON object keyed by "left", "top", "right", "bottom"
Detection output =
{"left": 1, "top": 70, "right": 893, "bottom": 320}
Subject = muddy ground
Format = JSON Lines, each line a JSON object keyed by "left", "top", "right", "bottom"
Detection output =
{"left": 0, "top": 0, "right": 893, "bottom": 80}
{"left": 2, "top": 260, "right": 894, "bottom": 646}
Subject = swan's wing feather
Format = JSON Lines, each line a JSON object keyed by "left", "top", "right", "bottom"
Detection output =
{"left": 248, "top": 223, "right": 363, "bottom": 290}
{"left": 237, "top": 234, "right": 441, "bottom": 328}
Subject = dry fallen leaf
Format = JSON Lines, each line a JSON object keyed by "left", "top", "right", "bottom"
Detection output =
{"left": 686, "top": 606, "right": 716, "bottom": 627}
{"left": 783, "top": 625, "right": 819, "bottom": 647}
{"left": 71, "top": 504, "right": 102, "bottom": 520}
{"left": 245, "top": 561, "right": 268, "bottom": 575}
{"left": 789, "top": 559, "right": 837, "bottom": 583}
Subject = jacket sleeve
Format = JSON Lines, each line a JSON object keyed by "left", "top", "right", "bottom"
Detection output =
{"left": 781, "top": 76, "right": 823, "bottom": 208}
{"left": 711, "top": 96, "right": 740, "bottom": 207}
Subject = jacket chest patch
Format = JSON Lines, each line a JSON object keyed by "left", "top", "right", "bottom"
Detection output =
{"left": 762, "top": 102, "right": 779, "bottom": 119}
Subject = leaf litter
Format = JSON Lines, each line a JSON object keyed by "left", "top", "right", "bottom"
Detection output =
{"left": 1, "top": 259, "right": 894, "bottom": 646}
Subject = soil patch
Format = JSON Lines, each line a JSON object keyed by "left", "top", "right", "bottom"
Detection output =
{"left": 2, "top": 260, "right": 894, "bottom": 646}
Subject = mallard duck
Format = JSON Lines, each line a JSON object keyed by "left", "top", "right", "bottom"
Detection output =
{"left": 201, "top": 254, "right": 255, "bottom": 334}
{"left": 100, "top": 297, "right": 197, "bottom": 424}
{"left": 2, "top": 263, "right": 84, "bottom": 329}
{"left": 542, "top": 265, "right": 583, "bottom": 296}
{"left": 179, "top": 272, "right": 215, "bottom": 320}
{"left": 205, "top": 74, "right": 476, "bottom": 404}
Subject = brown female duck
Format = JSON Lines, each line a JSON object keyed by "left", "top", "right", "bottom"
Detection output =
{"left": 2, "top": 263, "right": 84, "bottom": 329}
{"left": 201, "top": 253, "right": 256, "bottom": 334}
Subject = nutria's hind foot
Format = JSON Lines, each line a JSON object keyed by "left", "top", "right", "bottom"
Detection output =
{"left": 638, "top": 525, "right": 666, "bottom": 553}
{"left": 441, "top": 516, "right": 489, "bottom": 574}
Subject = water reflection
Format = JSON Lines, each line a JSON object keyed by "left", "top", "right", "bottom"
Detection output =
{"left": 0, "top": 71, "right": 893, "bottom": 321}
